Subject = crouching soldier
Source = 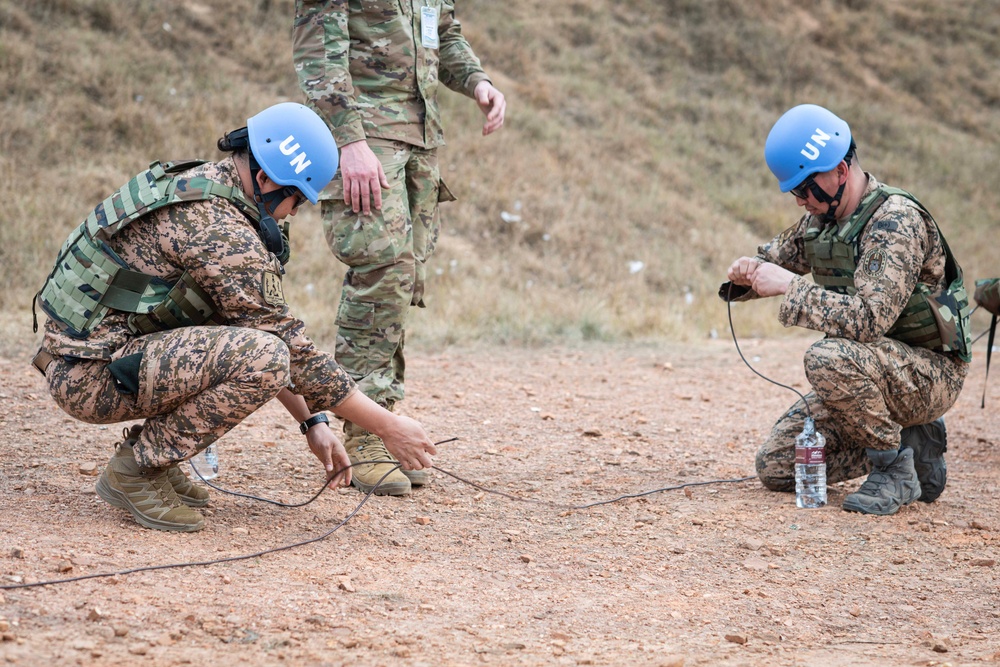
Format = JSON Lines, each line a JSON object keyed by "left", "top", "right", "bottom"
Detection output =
{"left": 721, "top": 104, "right": 971, "bottom": 516}
{"left": 31, "top": 103, "right": 437, "bottom": 532}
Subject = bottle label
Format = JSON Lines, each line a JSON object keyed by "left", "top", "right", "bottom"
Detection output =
{"left": 795, "top": 446, "right": 826, "bottom": 465}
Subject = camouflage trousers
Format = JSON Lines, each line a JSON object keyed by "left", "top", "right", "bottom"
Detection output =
{"left": 756, "top": 337, "right": 968, "bottom": 491}
{"left": 45, "top": 326, "right": 290, "bottom": 468}
{"left": 322, "top": 139, "right": 454, "bottom": 407}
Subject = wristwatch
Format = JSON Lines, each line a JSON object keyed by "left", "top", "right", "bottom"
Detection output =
{"left": 299, "top": 413, "right": 330, "bottom": 435}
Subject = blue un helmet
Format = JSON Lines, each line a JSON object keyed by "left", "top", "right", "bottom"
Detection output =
{"left": 247, "top": 102, "right": 338, "bottom": 204}
{"left": 764, "top": 104, "right": 852, "bottom": 192}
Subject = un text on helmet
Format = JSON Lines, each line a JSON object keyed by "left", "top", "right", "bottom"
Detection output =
{"left": 800, "top": 129, "right": 832, "bottom": 161}
{"left": 279, "top": 136, "right": 313, "bottom": 174}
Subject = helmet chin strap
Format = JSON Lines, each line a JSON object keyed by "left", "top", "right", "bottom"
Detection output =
{"left": 247, "top": 152, "right": 287, "bottom": 257}
{"left": 813, "top": 180, "right": 846, "bottom": 224}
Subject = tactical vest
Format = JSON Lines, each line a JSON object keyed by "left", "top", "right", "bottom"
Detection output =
{"left": 803, "top": 186, "right": 972, "bottom": 362}
{"left": 35, "top": 160, "right": 261, "bottom": 339}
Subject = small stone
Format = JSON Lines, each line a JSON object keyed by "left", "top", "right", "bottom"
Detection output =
{"left": 415, "top": 516, "right": 431, "bottom": 525}
{"left": 114, "top": 626, "right": 129, "bottom": 637}
{"left": 970, "top": 520, "right": 990, "bottom": 531}
{"left": 971, "top": 558, "right": 996, "bottom": 567}
{"left": 221, "top": 574, "right": 232, "bottom": 584}
{"left": 232, "top": 527, "right": 249, "bottom": 535}
{"left": 78, "top": 462, "right": 99, "bottom": 476}
{"left": 661, "top": 658, "right": 685, "bottom": 667}
{"left": 0, "top": 621, "right": 8, "bottom": 632}
{"left": 337, "top": 578, "right": 355, "bottom": 593}
{"left": 2, "top": 633, "right": 15, "bottom": 642}
{"left": 725, "top": 633, "right": 748, "bottom": 645}
{"left": 87, "top": 608, "right": 105, "bottom": 621}
{"left": 742, "top": 558, "right": 768, "bottom": 571}
{"left": 10, "top": 548, "right": 24, "bottom": 559}
{"left": 127, "top": 643, "right": 148, "bottom": 655}
{"left": 520, "top": 554, "right": 533, "bottom": 563}
{"left": 582, "top": 429, "right": 603, "bottom": 438}
{"left": 891, "top": 557, "right": 906, "bottom": 565}
{"left": 742, "top": 538, "right": 765, "bottom": 551}
{"left": 932, "top": 643, "right": 949, "bottom": 653}
{"left": 57, "top": 560, "right": 73, "bottom": 573}
{"left": 849, "top": 606, "right": 862, "bottom": 617}
{"left": 418, "top": 604, "right": 435, "bottom": 611}
{"left": 691, "top": 518, "right": 704, "bottom": 526}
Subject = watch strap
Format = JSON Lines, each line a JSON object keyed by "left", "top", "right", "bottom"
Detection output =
{"left": 299, "top": 413, "right": 330, "bottom": 435}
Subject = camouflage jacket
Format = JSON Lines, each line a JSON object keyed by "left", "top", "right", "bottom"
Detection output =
{"left": 293, "top": 0, "right": 491, "bottom": 151}
{"left": 42, "top": 158, "right": 357, "bottom": 405}
{"left": 734, "top": 174, "right": 961, "bottom": 349}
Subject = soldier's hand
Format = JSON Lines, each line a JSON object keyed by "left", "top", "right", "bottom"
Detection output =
{"left": 305, "top": 422, "right": 352, "bottom": 488}
{"left": 727, "top": 256, "right": 761, "bottom": 286}
{"left": 340, "top": 140, "right": 390, "bottom": 215}
{"left": 750, "top": 262, "right": 795, "bottom": 297}
{"left": 474, "top": 81, "right": 506, "bottom": 136}
{"left": 380, "top": 415, "right": 437, "bottom": 471}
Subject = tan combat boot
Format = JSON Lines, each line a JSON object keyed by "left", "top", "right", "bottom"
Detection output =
{"left": 95, "top": 429, "right": 205, "bottom": 532}
{"left": 121, "top": 424, "right": 210, "bottom": 507}
{"left": 343, "top": 421, "right": 411, "bottom": 496}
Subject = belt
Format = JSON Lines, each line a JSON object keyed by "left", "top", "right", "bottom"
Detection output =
{"left": 31, "top": 348, "right": 55, "bottom": 377}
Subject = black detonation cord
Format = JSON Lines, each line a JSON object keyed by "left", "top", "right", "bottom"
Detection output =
{"left": 726, "top": 282, "right": 811, "bottom": 419}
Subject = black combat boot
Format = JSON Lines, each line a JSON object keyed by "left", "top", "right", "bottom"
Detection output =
{"left": 842, "top": 448, "right": 921, "bottom": 516}
{"left": 900, "top": 418, "right": 947, "bottom": 503}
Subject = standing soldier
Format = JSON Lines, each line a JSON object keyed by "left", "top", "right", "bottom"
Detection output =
{"left": 721, "top": 104, "right": 971, "bottom": 516}
{"left": 32, "top": 102, "right": 437, "bottom": 533}
{"left": 292, "top": 1, "right": 506, "bottom": 496}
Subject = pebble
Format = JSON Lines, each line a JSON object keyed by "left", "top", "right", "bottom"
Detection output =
{"left": 0, "top": 621, "right": 8, "bottom": 632}
{"left": 127, "top": 644, "right": 148, "bottom": 655}
{"left": 742, "top": 538, "right": 765, "bottom": 551}
{"left": 114, "top": 626, "right": 129, "bottom": 637}
{"left": 78, "top": 462, "right": 99, "bottom": 476}
{"left": 10, "top": 548, "right": 24, "bottom": 559}
{"left": 338, "top": 578, "right": 356, "bottom": 593}
{"left": 970, "top": 520, "right": 990, "bottom": 531}
{"left": 725, "top": 633, "right": 748, "bottom": 645}
{"left": 971, "top": 558, "right": 996, "bottom": 567}
{"left": 415, "top": 516, "right": 431, "bottom": 525}
{"left": 582, "top": 429, "right": 603, "bottom": 437}
{"left": 520, "top": 554, "right": 533, "bottom": 563}
{"left": 232, "top": 527, "right": 249, "bottom": 535}
{"left": 57, "top": 560, "right": 73, "bottom": 573}
{"left": 87, "top": 608, "right": 105, "bottom": 621}
{"left": 742, "top": 557, "right": 768, "bottom": 571}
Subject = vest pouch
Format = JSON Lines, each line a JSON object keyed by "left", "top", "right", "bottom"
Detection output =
{"left": 128, "top": 270, "right": 223, "bottom": 335}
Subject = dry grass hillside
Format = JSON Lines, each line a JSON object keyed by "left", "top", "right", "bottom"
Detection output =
{"left": 1, "top": 0, "right": 998, "bottom": 350}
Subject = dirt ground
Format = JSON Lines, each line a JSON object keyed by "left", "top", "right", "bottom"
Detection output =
{"left": 1, "top": 336, "right": 998, "bottom": 667}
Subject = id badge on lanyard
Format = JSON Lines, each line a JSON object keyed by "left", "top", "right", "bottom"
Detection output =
{"left": 420, "top": 5, "right": 439, "bottom": 49}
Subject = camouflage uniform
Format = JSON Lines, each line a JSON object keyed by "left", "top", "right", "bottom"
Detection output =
{"left": 292, "top": 0, "right": 489, "bottom": 407}
{"left": 723, "top": 174, "right": 969, "bottom": 491}
{"left": 39, "top": 158, "right": 356, "bottom": 467}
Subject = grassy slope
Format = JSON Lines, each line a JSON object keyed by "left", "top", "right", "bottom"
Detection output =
{"left": 2, "top": 0, "right": 998, "bottom": 349}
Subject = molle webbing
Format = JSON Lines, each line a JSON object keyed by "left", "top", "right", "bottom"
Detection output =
{"left": 36, "top": 160, "right": 257, "bottom": 338}
{"left": 803, "top": 186, "right": 971, "bottom": 361}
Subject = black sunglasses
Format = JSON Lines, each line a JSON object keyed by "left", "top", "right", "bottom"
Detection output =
{"left": 789, "top": 175, "right": 819, "bottom": 200}
{"left": 280, "top": 186, "right": 308, "bottom": 209}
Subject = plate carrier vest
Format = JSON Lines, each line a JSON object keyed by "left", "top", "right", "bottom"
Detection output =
{"left": 803, "top": 185, "right": 971, "bottom": 362}
{"left": 35, "top": 160, "right": 261, "bottom": 339}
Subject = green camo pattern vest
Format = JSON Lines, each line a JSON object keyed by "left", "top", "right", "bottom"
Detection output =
{"left": 36, "top": 160, "right": 260, "bottom": 339}
{"left": 803, "top": 186, "right": 972, "bottom": 362}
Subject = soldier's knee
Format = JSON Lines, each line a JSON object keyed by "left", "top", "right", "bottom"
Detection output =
{"left": 803, "top": 338, "right": 863, "bottom": 386}
{"left": 248, "top": 333, "right": 291, "bottom": 391}
{"left": 755, "top": 446, "right": 795, "bottom": 492}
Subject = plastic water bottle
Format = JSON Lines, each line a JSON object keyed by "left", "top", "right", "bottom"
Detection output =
{"left": 189, "top": 445, "right": 219, "bottom": 481}
{"left": 795, "top": 417, "right": 827, "bottom": 508}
